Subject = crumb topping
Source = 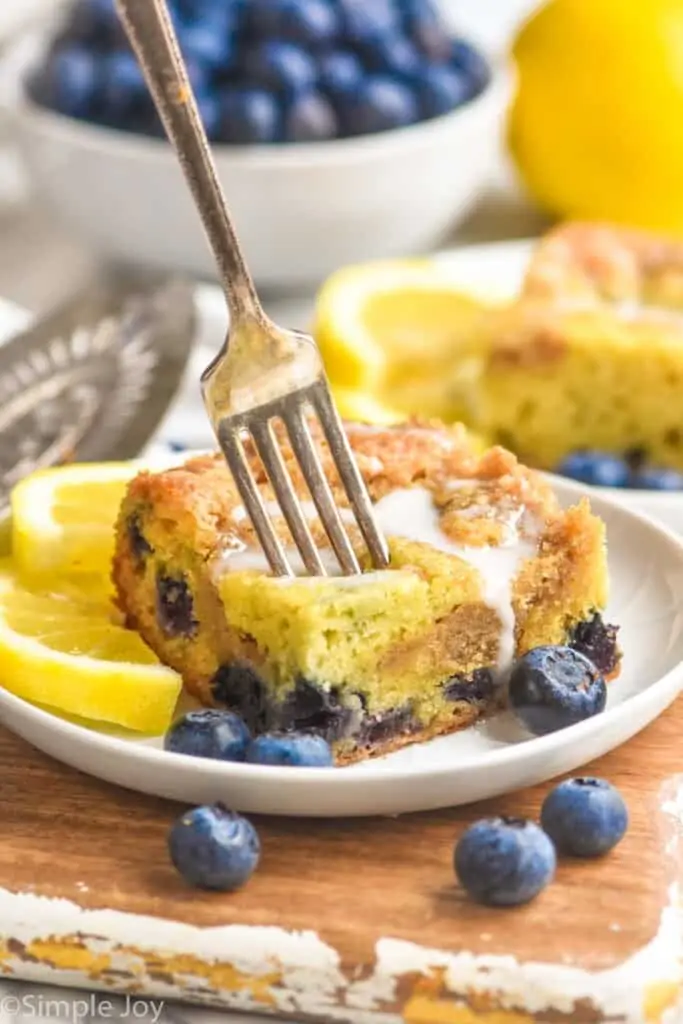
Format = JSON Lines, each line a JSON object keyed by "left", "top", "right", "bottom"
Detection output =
{"left": 522, "top": 221, "right": 683, "bottom": 311}
{"left": 128, "top": 419, "right": 558, "bottom": 561}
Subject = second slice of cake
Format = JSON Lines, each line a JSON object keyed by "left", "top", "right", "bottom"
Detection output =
{"left": 113, "top": 421, "right": 618, "bottom": 764}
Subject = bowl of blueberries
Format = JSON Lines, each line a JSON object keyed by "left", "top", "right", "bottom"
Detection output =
{"left": 1, "top": 0, "right": 506, "bottom": 288}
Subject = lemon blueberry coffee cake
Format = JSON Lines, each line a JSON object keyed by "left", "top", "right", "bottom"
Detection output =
{"left": 475, "top": 222, "right": 683, "bottom": 475}
{"left": 113, "top": 420, "right": 619, "bottom": 764}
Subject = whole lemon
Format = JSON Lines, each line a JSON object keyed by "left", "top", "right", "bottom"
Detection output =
{"left": 509, "top": 0, "right": 683, "bottom": 233}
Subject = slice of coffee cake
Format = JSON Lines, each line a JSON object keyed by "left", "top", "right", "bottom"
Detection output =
{"left": 112, "top": 421, "right": 618, "bottom": 764}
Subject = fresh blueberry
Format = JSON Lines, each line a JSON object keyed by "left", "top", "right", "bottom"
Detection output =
{"left": 168, "top": 803, "right": 260, "bottom": 891}
{"left": 415, "top": 64, "right": 469, "bottom": 118}
{"left": 284, "top": 92, "right": 337, "bottom": 141}
{"left": 248, "top": 0, "right": 339, "bottom": 48}
{"left": 318, "top": 50, "right": 364, "bottom": 101}
{"left": 40, "top": 45, "right": 101, "bottom": 119}
{"left": 66, "top": 0, "right": 124, "bottom": 46}
{"left": 243, "top": 41, "right": 317, "bottom": 98}
{"left": 541, "top": 778, "right": 629, "bottom": 857}
{"left": 404, "top": 0, "right": 451, "bottom": 61}
{"left": 196, "top": 90, "right": 223, "bottom": 140}
{"left": 101, "top": 51, "right": 148, "bottom": 122}
{"left": 360, "top": 35, "right": 422, "bottom": 78}
{"left": 450, "top": 37, "right": 491, "bottom": 97}
{"left": 178, "top": 22, "right": 234, "bottom": 72}
{"left": 183, "top": 55, "right": 210, "bottom": 98}
{"left": 246, "top": 731, "right": 334, "bottom": 767}
{"left": 218, "top": 87, "right": 281, "bottom": 143}
{"left": 178, "top": 0, "right": 241, "bottom": 35}
{"left": 509, "top": 646, "right": 607, "bottom": 736}
{"left": 338, "top": 76, "right": 418, "bottom": 136}
{"left": 339, "top": 0, "right": 399, "bottom": 41}
{"left": 164, "top": 709, "right": 251, "bottom": 762}
{"left": 555, "top": 450, "right": 630, "bottom": 488}
{"left": 630, "top": 465, "right": 683, "bottom": 490}
{"left": 454, "top": 817, "right": 556, "bottom": 906}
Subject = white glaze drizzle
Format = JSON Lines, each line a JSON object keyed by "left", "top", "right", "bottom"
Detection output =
{"left": 231, "top": 500, "right": 356, "bottom": 527}
{"left": 215, "top": 485, "right": 538, "bottom": 675}
{"left": 371, "top": 488, "right": 536, "bottom": 673}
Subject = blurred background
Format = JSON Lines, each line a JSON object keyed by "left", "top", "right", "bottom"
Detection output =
{"left": 2, "top": 0, "right": 683, "bottom": 492}
{"left": 0, "top": 0, "right": 539, "bottom": 310}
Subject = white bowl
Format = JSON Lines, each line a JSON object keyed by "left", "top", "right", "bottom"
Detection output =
{"left": 0, "top": 33, "right": 509, "bottom": 289}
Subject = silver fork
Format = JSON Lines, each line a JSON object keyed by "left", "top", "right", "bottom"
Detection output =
{"left": 116, "top": 0, "right": 389, "bottom": 578}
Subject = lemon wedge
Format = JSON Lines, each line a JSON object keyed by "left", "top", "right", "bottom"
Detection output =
{"left": 333, "top": 387, "right": 406, "bottom": 426}
{"left": 0, "top": 560, "right": 181, "bottom": 732}
{"left": 11, "top": 462, "right": 141, "bottom": 580}
{"left": 314, "top": 260, "right": 495, "bottom": 422}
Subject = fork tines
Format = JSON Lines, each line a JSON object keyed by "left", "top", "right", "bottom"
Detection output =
{"left": 217, "top": 379, "right": 390, "bottom": 578}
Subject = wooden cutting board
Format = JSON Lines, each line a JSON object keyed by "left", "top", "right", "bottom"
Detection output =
{"left": 0, "top": 694, "right": 682, "bottom": 1024}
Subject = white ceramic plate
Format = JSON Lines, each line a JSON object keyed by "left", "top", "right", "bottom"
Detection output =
{"left": 1, "top": 476, "right": 682, "bottom": 817}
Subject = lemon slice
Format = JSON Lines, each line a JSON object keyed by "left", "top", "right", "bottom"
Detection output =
{"left": 333, "top": 387, "right": 406, "bottom": 426}
{"left": 11, "top": 462, "right": 141, "bottom": 579}
{"left": 314, "top": 260, "right": 496, "bottom": 421}
{"left": 0, "top": 561, "right": 181, "bottom": 732}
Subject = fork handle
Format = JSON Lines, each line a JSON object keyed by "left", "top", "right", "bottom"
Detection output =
{"left": 115, "top": 0, "right": 265, "bottom": 327}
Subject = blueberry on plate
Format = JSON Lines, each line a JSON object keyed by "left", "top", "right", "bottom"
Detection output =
{"left": 541, "top": 777, "right": 628, "bottom": 857}
{"left": 338, "top": 76, "right": 418, "bottom": 136}
{"left": 555, "top": 450, "right": 630, "bottom": 488}
{"left": 284, "top": 91, "right": 338, "bottom": 142}
{"left": 509, "top": 646, "right": 607, "bottom": 736}
{"left": 243, "top": 41, "right": 317, "bottom": 99}
{"left": 454, "top": 817, "right": 556, "bottom": 906}
{"left": 630, "top": 465, "right": 683, "bottom": 490}
{"left": 318, "top": 50, "right": 365, "bottom": 101}
{"left": 218, "top": 87, "right": 281, "bottom": 143}
{"left": 164, "top": 709, "right": 252, "bottom": 761}
{"left": 415, "top": 64, "right": 469, "bottom": 118}
{"left": 360, "top": 35, "right": 422, "bottom": 78}
{"left": 248, "top": 0, "right": 339, "bottom": 48}
{"left": 168, "top": 803, "right": 260, "bottom": 891}
{"left": 246, "top": 731, "right": 334, "bottom": 766}
{"left": 450, "top": 37, "right": 491, "bottom": 97}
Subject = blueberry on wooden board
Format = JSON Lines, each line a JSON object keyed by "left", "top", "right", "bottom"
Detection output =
{"left": 168, "top": 804, "right": 260, "bottom": 891}
{"left": 541, "top": 778, "right": 629, "bottom": 857}
{"left": 454, "top": 817, "right": 556, "bottom": 907}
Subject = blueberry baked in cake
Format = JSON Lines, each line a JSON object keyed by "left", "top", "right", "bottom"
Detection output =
{"left": 475, "top": 222, "right": 683, "bottom": 477}
{"left": 112, "top": 420, "right": 619, "bottom": 765}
